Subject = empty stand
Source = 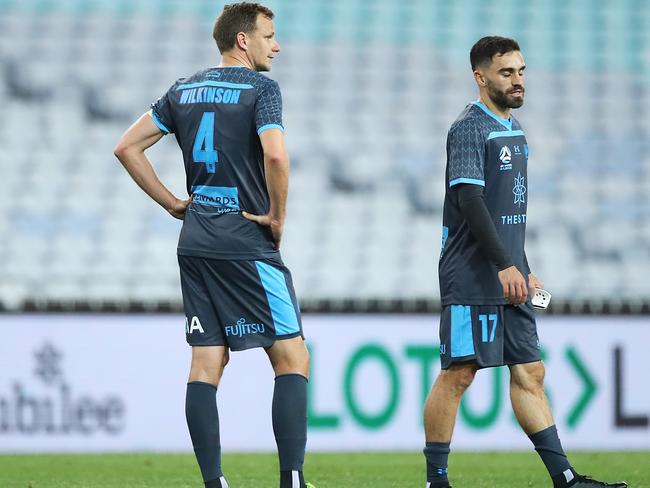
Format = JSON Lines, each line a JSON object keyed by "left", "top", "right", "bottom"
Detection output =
{"left": 0, "top": 0, "right": 648, "bottom": 310}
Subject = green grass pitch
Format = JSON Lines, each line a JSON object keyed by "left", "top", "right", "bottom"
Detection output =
{"left": 0, "top": 452, "right": 647, "bottom": 487}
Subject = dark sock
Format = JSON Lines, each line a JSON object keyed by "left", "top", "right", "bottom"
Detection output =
{"left": 204, "top": 479, "right": 227, "bottom": 488}
{"left": 280, "top": 469, "right": 305, "bottom": 488}
{"left": 528, "top": 425, "right": 573, "bottom": 487}
{"left": 423, "top": 441, "right": 450, "bottom": 484}
{"left": 552, "top": 468, "right": 580, "bottom": 488}
{"left": 272, "top": 374, "right": 308, "bottom": 486}
{"left": 186, "top": 381, "right": 224, "bottom": 484}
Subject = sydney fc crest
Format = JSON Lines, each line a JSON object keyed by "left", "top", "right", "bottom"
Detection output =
{"left": 513, "top": 172, "right": 526, "bottom": 207}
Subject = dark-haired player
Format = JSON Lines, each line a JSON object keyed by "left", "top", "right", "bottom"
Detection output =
{"left": 114, "top": 3, "right": 312, "bottom": 487}
{"left": 421, "top": 36, "right": 627, "bottom": 488}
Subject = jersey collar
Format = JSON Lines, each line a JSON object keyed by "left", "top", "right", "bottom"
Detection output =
{"left": 472, "top": 101, "right": 512, "bottom": 131}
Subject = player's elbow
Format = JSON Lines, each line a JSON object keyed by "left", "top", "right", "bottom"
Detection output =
{"left": 264, "top": 150, "right": 288, "bottom": 167}
{"left": 113, "top": 138, "right": 132, "bottom": 162}
{"left": 113, "top": 141, "right": 126, "bottom": 160}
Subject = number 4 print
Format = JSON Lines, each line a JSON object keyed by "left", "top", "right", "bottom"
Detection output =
{"left": 193, "top": 112, "right": 218, "bottom": 173}
{"left": 479, "top": 314, "right": 498, "bottom": 343}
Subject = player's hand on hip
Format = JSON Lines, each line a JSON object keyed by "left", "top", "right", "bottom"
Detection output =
{"left": 242, "top": 211, "right": 284, "bottom": 249}
{"left": 498, "top": 265, "right": 528, "bottom": 305}
{"left": 527, "top": 272, "right": 544, "bottom": 297}
{"left": 167, "top": 197, "right": 191, "bottom": 220}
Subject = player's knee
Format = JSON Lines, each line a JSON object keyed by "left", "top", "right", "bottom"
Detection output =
{"left": 286, "top": 346, "right": 310, "bottom": 374}
{"left": 528, "top": 363, "right": 546, "bottom": 390}
{"left": 269, "top": 340, "right": 309, "bottom": 376}
{"left": 443, "top": 364, "right": 477, "bottom": 392}
{"left": 189, "top": 363, "right": 226, "bottom": 383}
{"left": 189, "top": 350, "right": 228, "bottom": 385}
{"left": 511, "top": 361, "right": 545, "bottom": 392}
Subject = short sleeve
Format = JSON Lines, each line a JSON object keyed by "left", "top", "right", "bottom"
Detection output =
{"left": 149, "top": 87, "right": 175, "bottom": 134}
{"left": 255, "top": 79, "right": 284, "bottom": 135}
{"left": 447, "top": 120, "right": 485, "bottom": 187}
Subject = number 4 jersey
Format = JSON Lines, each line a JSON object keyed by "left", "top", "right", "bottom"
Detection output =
{"left": 150, "top": 66, "right": 283, "bottom": 260}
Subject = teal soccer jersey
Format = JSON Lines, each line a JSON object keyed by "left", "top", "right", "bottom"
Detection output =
{"left": 150, "top": 67, "right": 284, "bottom": 260}
{"left": 439, "top": 101, "right": 530, "bottom": 305}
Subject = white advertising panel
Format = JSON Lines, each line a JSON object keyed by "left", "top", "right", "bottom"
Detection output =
{"left": 0, "top": 315, "right": 648, "bottom": 452}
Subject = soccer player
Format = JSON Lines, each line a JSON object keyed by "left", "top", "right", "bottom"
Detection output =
{"left": 422, "top": 36, "right": 627, "bottom": 488}
{"left": 114, "top": 3, "right": 312, "bottom": 488}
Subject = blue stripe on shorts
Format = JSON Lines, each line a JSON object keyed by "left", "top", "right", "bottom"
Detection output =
{"left": 451, "top": 305, "right": 475, "bottom": 357}
{"left": 255, "top": 261, "right": 300, "bottom": 336}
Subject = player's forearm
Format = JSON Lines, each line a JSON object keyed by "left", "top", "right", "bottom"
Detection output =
{"left": 116, "top": 149, "right": 178, "bottom": 212}
{"left": 263, "top": 155, "right": 289, "bottom": 223}
{"left": 457, "top": 184, "right": 514, "bottom": 270}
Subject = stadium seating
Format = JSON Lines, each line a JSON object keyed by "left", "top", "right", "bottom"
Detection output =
{"left": 0, "top": 0, "right": 648, "bottom": 310}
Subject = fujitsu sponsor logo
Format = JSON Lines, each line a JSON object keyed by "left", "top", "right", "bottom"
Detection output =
{"left": 224, "top": 318, "right": 265, "bottom": 338}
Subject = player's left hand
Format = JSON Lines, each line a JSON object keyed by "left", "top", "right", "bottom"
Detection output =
{"left": 167, "top": 197, "right": 191, "bottom": 220}
{"left": 241, "top": 211, "right": 284, "bottom": 249}
{"left": 528, "top": 272, "right": 544, "bottom": 297}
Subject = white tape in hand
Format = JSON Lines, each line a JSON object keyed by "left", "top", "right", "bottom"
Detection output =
{"left": 531, "top": 288, "right": 552, "bottom": 310}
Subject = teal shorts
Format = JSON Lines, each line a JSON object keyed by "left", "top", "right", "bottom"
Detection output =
{"left": 179, "top": 255, "right": 303, "bottom": 351}
{"left": 439, "top": 302, "right": 541, "bottom": 369}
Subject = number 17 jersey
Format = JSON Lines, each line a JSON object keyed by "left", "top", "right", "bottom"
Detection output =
{"left": 150, "top": 66, "right": 283, "bottom": 260}
{"left": 439, "top": 101, "right": 530, "bottom": 305}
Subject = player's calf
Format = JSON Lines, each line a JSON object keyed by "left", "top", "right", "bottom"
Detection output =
{"left": 186, "top": 382, "right": 226, "bottom": 487}
{"left": 273, "top": 374, "right": 308, "bottom": 488}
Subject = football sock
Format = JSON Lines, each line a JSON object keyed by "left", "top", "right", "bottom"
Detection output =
{"left": 204, "top": 477, "right": 229, "bottom": 488}
{"left": 551, "top": 468, "right": 580, "bottom": 488}
{"left": 186, "top": 381, "right": 224, "bottom": 485}
{"left": 280, "top": 469, "right": 306, "bottom": 488}
{"left": 423, "top": 441, "right": 451, "bottom": 484}
{"left": 528, "top": 425, "right": 573, "bottom": 487}
{"left": 273, "top": 374, "right": 308, "bottom": 487}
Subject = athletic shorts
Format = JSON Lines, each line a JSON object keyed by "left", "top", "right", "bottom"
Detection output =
{"left": 178, "top": 255, "right": 303, "bottom": 351}
{"left": 438, "top": 302, "right": 541, "bottom": 369}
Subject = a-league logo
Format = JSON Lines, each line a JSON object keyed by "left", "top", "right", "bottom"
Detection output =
{"left": 499, "top": 145, "right": 512, "bottom": 164}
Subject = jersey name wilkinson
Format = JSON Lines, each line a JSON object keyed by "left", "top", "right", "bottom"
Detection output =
{"left": 179, "top": 87, "right": 242, "bottom": 105}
